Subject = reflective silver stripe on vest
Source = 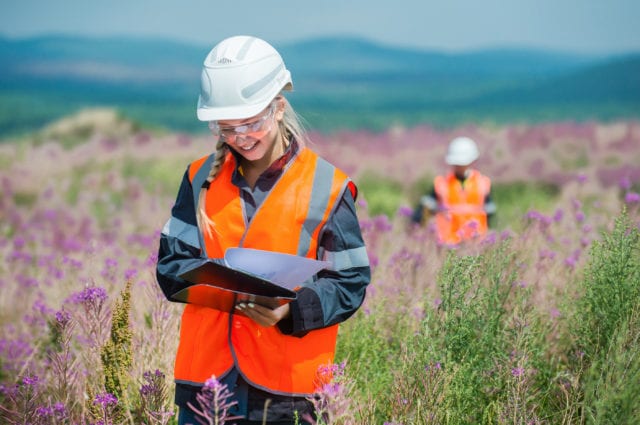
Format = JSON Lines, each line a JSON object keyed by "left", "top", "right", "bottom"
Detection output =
{"left": 162, "top": 217, "right": 200, "bottom": 249}
{"left": 323, "top": 246, "right": 369, "bottom": 271}
{"left": 297, "top": 157, "right": 335, "bottom": 257}
{"left": 191, "top": 154, "right": 216, "bottom": 207}
{"left": 190, "top": 154, "right": 216, "bottom": 257}
{"left": 420, "top": 195, "right": 438, "bottom": 210}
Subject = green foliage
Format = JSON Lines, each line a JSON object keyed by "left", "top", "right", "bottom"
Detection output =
{"left": 357, "top": 172, "right": 405, "bottom": 217}
{"left": 556, "top": 210, "right": 640, "bottom": 424}
{"left": 572, "top": 210, "right": 640, "bottom": 359}
{"left": 133, "top": 370, "right": 174, "bottom": 425}
{"left": 432, "top": 246, "right": 521, "bottom": 422}
{"left": 338, "top": 240, "right": 576, "bottom": 423}
{"left": 335, "top": 307, "right": 400, "bottom": 415}
{"left": 581, "top": 307, "right": 640, "bottom": 424}
{"left": 12, "top": 191, "right": 38, "bottom": 207}
{"left": 101, "top": 281, "right": 133, "bottom": 401}
{"left": 491, "top": 181, "right": 561, "bottom": 230}
{"left": 121, "top": 157, "right": 183, "bottom": 197}
{"left": 406, "top": 173, "right": 435, "bottom": 207}
{"left": 65, "top": 161, "right": 97, "bottom": 205}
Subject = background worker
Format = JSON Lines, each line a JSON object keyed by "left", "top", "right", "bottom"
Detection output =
{"left": 156, "top": 36, "right": 370, "bottom": 424}
{"left": 412, "top": 136, "right": 496, "bottom": 245}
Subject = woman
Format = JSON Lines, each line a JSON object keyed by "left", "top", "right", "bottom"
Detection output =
{"left": 156, "top": 35, "right": 371, "bottom": 424}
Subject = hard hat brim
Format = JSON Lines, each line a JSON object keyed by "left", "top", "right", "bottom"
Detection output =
{"left": 197, "top": 81, "right": 293, "bottom": 122}
{"left": 445, "top": 154, "right": 477, "bottom": 166}
{"left": 197, "top": 99, "right": 268, "bottom": 122}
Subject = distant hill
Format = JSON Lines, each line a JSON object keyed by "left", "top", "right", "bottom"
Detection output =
{"left": 280, "top": 36, "right": 596, "bottom": 79}
{"left": 479, "top": 54, "right": 640, "bottom": 103}
{"left": 0, "top": 34, "right": 638, "bottom": 138}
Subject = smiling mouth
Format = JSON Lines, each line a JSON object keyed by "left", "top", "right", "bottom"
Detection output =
{"left": 239, "top": 140, "right": 258, "bottom": 151}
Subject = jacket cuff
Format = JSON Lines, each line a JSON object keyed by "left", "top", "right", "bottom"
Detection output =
{"left": 276, "top": 287, "right": 324, "bottom": 337}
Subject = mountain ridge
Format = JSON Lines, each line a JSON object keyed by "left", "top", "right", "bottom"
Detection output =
{"left": 0, "top": 34, "right": 638, "bottom": 137}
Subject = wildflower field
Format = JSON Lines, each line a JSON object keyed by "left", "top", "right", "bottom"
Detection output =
{"left": 1, "top": 111, "right": 639, "bottom": 424}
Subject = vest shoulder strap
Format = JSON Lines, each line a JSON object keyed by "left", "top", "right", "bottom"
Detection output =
{"left": 189, "top": 154, "right": 216, "bottom": 208}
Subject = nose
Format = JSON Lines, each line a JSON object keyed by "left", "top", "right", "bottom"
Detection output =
{"left": 232, "top": 134, "right": 251, "bottom": 145}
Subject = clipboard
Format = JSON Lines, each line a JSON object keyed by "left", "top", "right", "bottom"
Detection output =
{"left": 173, "top": 249, "right": 331, "bottom": 314}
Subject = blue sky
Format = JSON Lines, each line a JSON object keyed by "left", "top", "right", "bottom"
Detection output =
{"left": 2, "top": 0, "right": 640, "bottom": 54}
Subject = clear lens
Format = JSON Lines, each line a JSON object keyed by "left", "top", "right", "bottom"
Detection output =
{"left": 209, "top": 106, "right": 275, "bottom": 139}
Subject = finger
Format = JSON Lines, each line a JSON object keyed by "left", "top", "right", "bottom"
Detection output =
{"left": 238, "top": 304, "right": 275, "bottom": 326}
{"left": 247, "top": 305, "right": 276, "bottom": 325}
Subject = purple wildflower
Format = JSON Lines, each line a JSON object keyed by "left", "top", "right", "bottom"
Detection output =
{"left": 425, "top": 362, "right": 442, "bottom": 371}
{"left": 22, "top": 374, "right": 39, "bottom": 386}
{"left": 619, "top": 176, "right": 632, "bottom": 190}
{"left": 553, "top": 208, "right": 564, "bottom": 222}
{"left": 36, "top": 406, "right": 53, "bottom": 417}
{"left": 500, "top": 229, "right": 513, "bottom": 240}
{"left": 67, "top": 286, "right": 108, "bottom": 305}
{"left": 145, "top": 253, "right": 159, "bottom": 267}
{"left": 124, "top": 268, "right": 138, "bottom": 280}
{"left": 625, "top": 192, "right": 640, "bottom": 204}
{"left": 188, "top": 374, "right": 240, "bottom": 424}
{"left": 576, "top": 173, "right": 587, "bottom": 184}
{"left": 481, "top": 232, "right": 497, "bottom": 245}
{"left": 511, "top": 367, "right": 525, "bottom": 377}
{"left": 94, "top": 392, "right": 118, "bottom": 408}
{"left": 539, "top": 249, "right": 557, "bottom": 260}
{"left": 13, "top": 236, "right": 26, "bottom": 249}
{"left": 397, "top": 205, "right": 413, "bottom": 217}
{"left": 55, "top": 309, "right": 71, "bottom": 326}
{"left": 373, "top": 214, "right": 392, "bottom": 232}
{"left": 105, "top": 258, "right": 118, "bottom": 268}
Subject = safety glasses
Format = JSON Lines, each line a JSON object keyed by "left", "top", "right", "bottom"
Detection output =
{"left": 208, "top": 105, "right": 275, "bottom": 141}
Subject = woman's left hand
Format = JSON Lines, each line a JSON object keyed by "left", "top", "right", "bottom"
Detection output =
{"left": 235, "top": 302, "right": 291, "bottom": 327}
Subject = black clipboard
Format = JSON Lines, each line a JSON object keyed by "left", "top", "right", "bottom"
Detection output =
{"left": 173, "top": 259, "right": 297, "bottom": 313}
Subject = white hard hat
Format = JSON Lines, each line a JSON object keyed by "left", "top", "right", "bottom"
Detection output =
{"left": 197, "top": 36, "right": 293, "bottom": 121}
{"left": 445, "top": 137, "right": 479, "bottom": 166}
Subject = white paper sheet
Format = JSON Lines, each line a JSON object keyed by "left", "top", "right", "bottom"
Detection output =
{"left": 224, "top": 248, "right": 331, "bottom": 290}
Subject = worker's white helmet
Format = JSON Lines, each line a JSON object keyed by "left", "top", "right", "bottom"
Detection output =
{"left": 196, "top": 36, "right": 293, "bottom": 121}
{"left": 445, "top": 136, "right": 480, "bottom": 166}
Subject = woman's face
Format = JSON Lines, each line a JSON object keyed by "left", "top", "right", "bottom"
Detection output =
{"left": 214, "top": 99, "right": 285, "bottom": 164}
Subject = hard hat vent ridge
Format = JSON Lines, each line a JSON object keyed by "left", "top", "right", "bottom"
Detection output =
{"left": 196, "top": 35, "right": 293, "bottom": 121}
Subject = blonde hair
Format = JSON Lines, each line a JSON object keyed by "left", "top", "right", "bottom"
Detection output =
{"left": 196, "top": 94, "right": 309, "bottom": 238}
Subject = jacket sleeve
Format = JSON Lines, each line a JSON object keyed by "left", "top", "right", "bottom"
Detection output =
{"left": 277, "top": 186, "right": 371, "bottom": 336}
{"left": 156, "top": 168, "right": 206, "bottom": 302}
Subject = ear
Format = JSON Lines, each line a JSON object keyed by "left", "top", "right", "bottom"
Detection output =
{"left": 274, "top": 96, "right": 286, "bottom": 122}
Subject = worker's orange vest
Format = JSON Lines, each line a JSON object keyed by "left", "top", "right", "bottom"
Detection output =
{"left": 174, "top": 147, "right": 351, "bottom": 396}
{"left": 434, "top": 170, "right": 490, "bottom": 245}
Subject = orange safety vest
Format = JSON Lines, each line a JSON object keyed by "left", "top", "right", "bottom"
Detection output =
{"left": 174, "top": 147, "right": 352, "bottom": 396}
{"left": 434, "top": 170, "right": 490, "bottom": 245}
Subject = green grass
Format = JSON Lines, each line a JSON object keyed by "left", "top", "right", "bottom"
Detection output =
{"left": 333, "top": 210, "right": 640, "bottom": 424}
{"left": 357, "top": 172, "right": 406, "bottom": 217}
{"left": 490, "top": 181, "right": 561, "bottom": 230}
